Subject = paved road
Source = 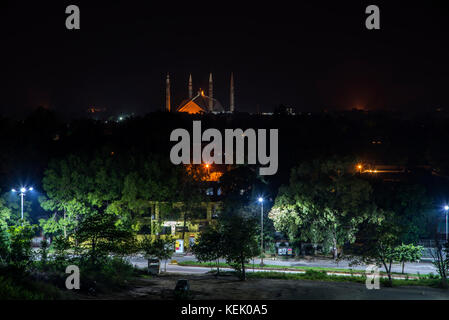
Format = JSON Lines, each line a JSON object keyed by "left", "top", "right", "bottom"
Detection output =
{"left": 128, "top": 254, "right": 437, "bottom": 276}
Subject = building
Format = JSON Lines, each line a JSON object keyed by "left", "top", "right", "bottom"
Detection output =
{"left": 165, "top": 72, "right": 235, "bottom": 114}
{"left": 136, "top": 164, "right": 226, "bottom": 250}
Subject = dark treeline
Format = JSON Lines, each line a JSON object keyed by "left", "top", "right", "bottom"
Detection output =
{"left": 1, "top": 107, "right": 449, "bottom": 223}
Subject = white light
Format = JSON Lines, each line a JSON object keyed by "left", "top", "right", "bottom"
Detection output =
{"left": 11, "top": 189, "right": 16, "bottom": 192}
{"left": 20, "top": 188, "right": 26, "bottom": 193}
{"left": 258, "top": 197, "right": 264, "bottom": 203}
{"left": 29, "top": 187, "right": 33, "bottom": 191}
{"left": 445, "top": 205, "right": 449, "bottom": 211}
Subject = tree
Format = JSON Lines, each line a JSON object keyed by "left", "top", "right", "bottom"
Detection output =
{"left": 372, "top": 182, "right": 434, "bottom": 243}
{"left": 2, "top": 192, "right": 32, "bottom": 224}
{"left": 220, "top": 214, "right": 260, "bottom": 280}
{"left": 176, "top": 165, "right": 208, "bottom": 243}
{"left": 140, "top": 236, "right": 174, "bottom": 272}
{"left": 7, "top": 224, "right": 36, "bottom": 269}
{"left": 219, "top": 166, "right": 275, "bottom": 253}
{"left": 38, "top": 237, "right": 49, "bottom": 269}
{"left": 394, "top": 244, "right": 423, "bottom": 274}
{"left": 74, "top": 212, "right": 136, "bottom": 266}
{"left": 40, "top": 154, "right": 97, "bottom": 238}
{"left": 51, "top": 235, "right": 72, "bottom": 265}
{"left": 347, "top": 217, "right": 399, "bottom": 286}
{"left": 429, "top": 239, "right": 449, "bottom": 288}
{"left": 0, "top": 194, "right": 11, "bottom": 264}
{"left": 0, "top": 194, "right": 10, "bottom": 229}
{"left": 191, "top": 224, "right": 224, "bottom": 275}
{"left": 40, "top": 152, "right": 177, "bottom": 239}
{"left": 269, "top": 157, "right": 383, "bottom": 259}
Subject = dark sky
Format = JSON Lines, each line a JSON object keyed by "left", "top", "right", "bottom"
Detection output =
{"left": 1, "top": 1, "right": 449, "bottom": 117}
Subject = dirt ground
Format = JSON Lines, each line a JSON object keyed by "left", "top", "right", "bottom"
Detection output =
{"left": 75, "top": 274, "right": 449, "bottom": 300}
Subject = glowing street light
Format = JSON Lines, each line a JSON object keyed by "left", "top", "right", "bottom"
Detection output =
{"left": 444, "top": 205, "right": 449, "bottom": 241}
{"left": 258, "top": 197, "right": 264, "bottom": 266}
{"left": 204, "top": 163, "right": 211, "bottom": 176}
{"left": 11, "top": 187, "right": 33, "bottom": 225}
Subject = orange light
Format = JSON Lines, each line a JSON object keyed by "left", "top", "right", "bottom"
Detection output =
{"left": 205, "top": 164, "right": 210, "bottom": 168}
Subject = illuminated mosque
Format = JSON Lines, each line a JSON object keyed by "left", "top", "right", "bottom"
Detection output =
{"left": 165, "top": 73, "right": 235, "bottom": 114}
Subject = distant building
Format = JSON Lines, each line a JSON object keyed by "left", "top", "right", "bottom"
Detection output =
{"left": 86, "top": 106, "right": 109, "bottom": 120}
{"left": 165, "top": 72, "right": 235, "bottom": 114}
{"left": 177, "top": 90, "right": 225, "bottom": 114}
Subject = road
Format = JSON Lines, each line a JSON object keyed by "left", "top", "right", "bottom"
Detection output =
{"left": 128, "top": 254, "right": 438, "bottom": 276}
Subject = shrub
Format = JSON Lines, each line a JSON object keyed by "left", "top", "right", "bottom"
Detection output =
{"left": 0, "top": 275, "right": 45, "bottom": 300}
{"left": 8, "top": 225, "right": 36, "bottom": 268}
{"left": 79, "top": 256, "right": 136, "bottom": 292}
{"left": 0, "top": 227, "right": 10, "bottom": 264}
{"left": 304, "top": 270, "right": 329, "bottom": 280}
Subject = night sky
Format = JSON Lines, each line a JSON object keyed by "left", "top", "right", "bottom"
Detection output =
{"left": 1, "top": 1, "right": 449, "bottom": 118}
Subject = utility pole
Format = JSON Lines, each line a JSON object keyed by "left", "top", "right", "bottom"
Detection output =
{"left": 11, "top": 187, "right": 33, "bottom": 226}
{"left": 258, "top": 197, "right": 264, "bottom": 266}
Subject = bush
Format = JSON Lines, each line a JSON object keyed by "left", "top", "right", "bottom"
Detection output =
{"left": 0, "top": 227, "right": 10, "bottom": 264}
{"left": 8, "top": 225, "right": 36, "bottom": 268}
{"left": 78, "top": 256, "right": 136, "bottom": 292}
{"left": 0, "top": 266, "right": 67, "bottom": 300}
{"left": 0, "top": 275, "right": 45, "bottom": 300}
{"left": 303, "top": 270, "right": 329, "bottom": 281}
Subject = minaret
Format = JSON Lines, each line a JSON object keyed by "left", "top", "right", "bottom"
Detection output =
{"left": 188, "top": 74, "right": 193, "bottom": 99}
{"left": 230, "top": 72, "right": 235, "bottom": 112}
{"left": 208, "top": 73, "right": 213, "bottom": 111}
{"left": 165, "top": 73, "right": 171, "bottom": 112}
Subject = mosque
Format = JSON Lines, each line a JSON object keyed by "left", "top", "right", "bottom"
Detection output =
{"left": 165, "top": 73, "right": 235, "bottom": 114}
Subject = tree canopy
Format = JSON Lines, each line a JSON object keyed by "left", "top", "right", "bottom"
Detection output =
{"left": 269, "top": 156, "right": 384, "bottom": 258}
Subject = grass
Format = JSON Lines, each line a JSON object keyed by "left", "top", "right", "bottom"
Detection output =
{"left": 212, "top": 270, "right": 444, "bottom": 288}
{"left": 177, "top": 260, "right": 424, "bottom": 278}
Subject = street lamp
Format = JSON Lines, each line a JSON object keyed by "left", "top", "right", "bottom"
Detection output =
{"left": 11, "top": 187, "right": 33, "bottom": 225}
{"left": 204, "top": 163, "right": 211, "bottom": 177}
{"left": 258, "top": 197, "right": 264, "bottom": 266}
{"left": 444, "top": 205, "right": 449, "bottom": 241}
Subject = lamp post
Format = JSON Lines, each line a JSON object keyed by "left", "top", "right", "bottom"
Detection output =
{"left": 11, "top": 187, "right": 33, "bottom": 225}
{"left": 444, "top": 205, "right": 449, "bottom": 241}
{"left": 258, "top": 197, "right": 264, "bottom": 266}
